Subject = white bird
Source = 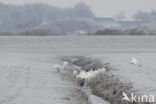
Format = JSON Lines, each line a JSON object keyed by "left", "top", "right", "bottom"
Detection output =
{"left": 73, "top": 70, "right": 79, "bottom": 77}
{"left": 54, "top": 64, "right": 62, "bottom": 73}
{"left": 76, "top": 71, "right": 86, "bottom": 79}
{"left": 62, "top": 61, "right": 69, "bottom": 70}
{"left": 99, "top": 68, "right": 106, "bottom": 73}
{"left": 54, "top": 61, "right": 69, "bottom": 73}
{"left": 91, "top": 68, "right": 106, "bottom": 77}
{"left": 129, "top": 57, "right": 142, "bottom": 67}
{"left": 76, "top": 67, "right": 106, "bottom": 86}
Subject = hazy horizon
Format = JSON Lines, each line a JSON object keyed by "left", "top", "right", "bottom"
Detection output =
{"left": 0, "top": 0, "right": 156, "bottom": 18}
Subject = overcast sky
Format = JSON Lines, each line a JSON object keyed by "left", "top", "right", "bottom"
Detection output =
{"left": 0, "top": 0, "right": 156, "bottom": 18}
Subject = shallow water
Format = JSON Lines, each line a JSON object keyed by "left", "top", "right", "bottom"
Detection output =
{"left": 0, "top": 36, "right": 156, "bottom": 103}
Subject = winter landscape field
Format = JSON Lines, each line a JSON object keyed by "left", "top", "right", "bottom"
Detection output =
{"left": 0, "top": 0, "right": 156, "bottom": 103}
{"left": 0, "top": 36, "right": 156, "bottom": 104}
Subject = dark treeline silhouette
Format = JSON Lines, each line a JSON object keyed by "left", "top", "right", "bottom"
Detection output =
{"left": 0, "top": 29, "right": 58, "bottom": 36}
{"left": 86, "top": 28, "right": 156, "bottom": 35}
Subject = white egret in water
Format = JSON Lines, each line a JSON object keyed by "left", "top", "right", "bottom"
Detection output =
{"left": 129, "top": 57, "right": 142, "bottom": 67}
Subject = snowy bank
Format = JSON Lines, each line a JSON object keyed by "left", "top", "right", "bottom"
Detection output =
{"left": 59, "top": 56, "right": 153, "bottom": 104}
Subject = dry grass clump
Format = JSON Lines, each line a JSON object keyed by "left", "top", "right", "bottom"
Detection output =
{"left": 61, "top": 56, "right": 113, "bottom": 72}
{"left": 72, "top": 56, "right": 104, "bottom": 71}
{"left": 89, "top": 73, "right": 134, "bottom": 104}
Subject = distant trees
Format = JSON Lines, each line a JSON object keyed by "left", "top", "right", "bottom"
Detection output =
{"left": 20, "top": 29, "right": 51, "bottom": 36}
{"left": 86, "top": 28, "right": 155, "bottom": 35}
{"left": 0, "top": 31, "right": 15, "bottom": 36}
{"left": 74, "top": 3, "right": 94, "bottom": 18}
{"left": 133, "top": 10, "right": 156, "bottom": 31}
{"left": 133, "top": 11, "right": 152, "bottom": 22}
{"left": 0, "top": 2, "right": 95, "bottom": 31}
{"left": 0, "top": 29, "right": 59, "bottom": 36}
{"left": 93, "top": 29, "right": 122, "bottom": 35}
{"left": 133, "top": 10, "right": 156, "bottom": 22}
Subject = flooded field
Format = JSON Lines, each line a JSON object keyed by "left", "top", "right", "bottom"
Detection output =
{"left": 0, "top": 36, "right": 156, "bottom": 104}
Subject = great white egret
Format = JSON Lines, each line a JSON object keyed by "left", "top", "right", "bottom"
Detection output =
{"left": 63, "top": 61, "right": 69, "bottom": 69}
{"left": 73, "top": 70, "right": 79, "bottom": 77}
{"left": 54, "top": 64, "right": 62, "bottom": 73}
{"left": 129, "top": 57, "right": 142, "bottom": 67}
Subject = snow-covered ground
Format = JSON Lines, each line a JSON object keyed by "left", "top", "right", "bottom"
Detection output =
{"left": 0, "top": 37, "right": 92, "bottom": 104}
{"left": 95, "top": 53, "right": 156, "bottom": 96}
{"left": 0, "top": 36, "right": 156, "bottom": 104}
{"left": 52, "top": 36, "right": 156, "bottom": 102}
{"left": 0, "top": 52, "right": 74, "bottom": 104}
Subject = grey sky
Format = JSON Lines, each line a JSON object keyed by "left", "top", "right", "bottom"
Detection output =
{"left": 0, "top": 0, "right": 156, "bottom": 18}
